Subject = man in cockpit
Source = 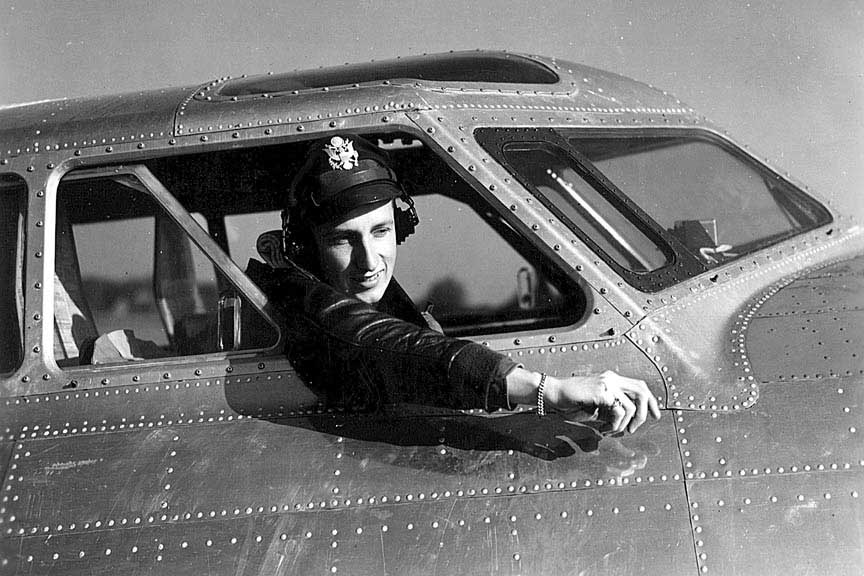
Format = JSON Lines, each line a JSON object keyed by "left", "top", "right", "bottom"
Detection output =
{"left": 252, "top": 134, "right": 660, "bottom": 433}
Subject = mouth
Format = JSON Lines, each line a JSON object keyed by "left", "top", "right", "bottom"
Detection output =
{"left": 351, "top": 269, "right": 385, "bottom": 288}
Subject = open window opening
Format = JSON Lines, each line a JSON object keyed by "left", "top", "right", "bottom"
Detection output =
{"left": 146, "top": 131, "right": 587, "bottom": 338}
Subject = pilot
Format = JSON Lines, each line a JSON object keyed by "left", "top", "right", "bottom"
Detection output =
{"left": 254, "top": 134, "right": 660, "bottom": 433}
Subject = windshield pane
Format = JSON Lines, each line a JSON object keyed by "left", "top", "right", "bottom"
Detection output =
{"left": 502, "top": 141, "right": 670, "bottom": 273}
{"left": 566, "top": 134, "right": 832, "bottom": 266}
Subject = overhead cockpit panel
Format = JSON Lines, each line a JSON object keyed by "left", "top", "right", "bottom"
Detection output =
{"left": 209, "top": 52, "right": 560, "bottom": 101}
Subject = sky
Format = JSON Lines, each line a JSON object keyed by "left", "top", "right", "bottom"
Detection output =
{"left": 1, "top": 1, "right": 862, "bottom": 217}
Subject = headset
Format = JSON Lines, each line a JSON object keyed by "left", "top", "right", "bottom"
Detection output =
{"left": 281, "top": 185, "right": 419, "bottom": 268}
{"left": 279, "top": 134, "right": 420, "bottom": 269}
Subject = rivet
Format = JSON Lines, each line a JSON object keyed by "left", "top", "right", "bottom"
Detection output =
{"left": 264, "top": 128, "right": 273, "bottom": 135}
{"left": 137, "top": 143, "right": 145, "bottom": 149}
{"left": 105, "top": 146, "right": 113, "bottom": 153}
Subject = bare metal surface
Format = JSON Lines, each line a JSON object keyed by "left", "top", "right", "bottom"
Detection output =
{"left": 0, "top": 485, "right": 694, "bottom": 576}
{"left": 754, "top": 275, "right": 864, "bottom": 316}
{"left": 2, "top": 388, "right": 678, "bottom": 537}
{"left": 748, "top": 310, "right": 864, "bottom": 381}
{"left": 0, "top": 442, "right": 11, "bottom": 501}
{"left": 688, "top": 471, "right": 864, "bottom": 575}
{"left": 756, "top": 255, "right": 864, "bottom": 316}
{"left": 747, "top": 255, "right": 864, "bottom": 381}
{"left": 0, "top": 87, "right": 194, "bottom": 156}
{"left": 676, "top": 381, "right": 863, "bottom": 480}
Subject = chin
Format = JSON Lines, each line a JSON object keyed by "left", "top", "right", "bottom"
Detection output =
{"left": 355, "top": 287, "right": 385, "bottom": 305}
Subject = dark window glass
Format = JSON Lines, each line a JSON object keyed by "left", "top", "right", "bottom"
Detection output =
{"left": 54, "top": 173, "right": 278, "bottom": 366}
{"left": 0, "top": 174, "right": 26, "bottom": 375}
{"left": 501, "top": 141, "right": 670, "bottom": 273}
{"left": 566, "top": 133, "right": 832, "bottom": 265}
{"left": 217, "top": 53, "right": 558, "bottom": 97}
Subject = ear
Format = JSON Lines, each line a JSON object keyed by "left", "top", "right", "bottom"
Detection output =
{"left": 256, "top": 230, "right": 291, "bottom": 269}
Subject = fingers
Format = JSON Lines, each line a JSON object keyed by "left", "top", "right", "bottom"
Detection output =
{"left": 610, "top": 394, "right": 636, "bottom": 434}
{"left": 601, "top": 371, "right": 661, "bottom": 434}
{"left": 629, "top": 387, "right": 649, "bottom": 434}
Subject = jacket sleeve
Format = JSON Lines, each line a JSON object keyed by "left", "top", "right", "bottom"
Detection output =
{"left": 270, "top": 266, "right": 517, "bottom": 412}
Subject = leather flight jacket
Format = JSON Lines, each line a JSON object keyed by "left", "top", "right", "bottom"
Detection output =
{"left": 246, "top": 259, "right": 516, "bottom": 412}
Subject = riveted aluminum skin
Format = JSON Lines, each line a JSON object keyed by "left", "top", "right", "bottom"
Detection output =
{"left": 0, "top": 86, "right": 195, "bottom": 157}
{"left": 688, "top": 472, "right": 863, "bottom": 575}
{"left": 0, "top": 379, "right": 679, "bottom": 532}
{"left": 747, "top": 255, "right": 864, "bottom": 381}
{"left": 1, "top": 487, "right": 694, "bottom": 575}
{"left": 1, "top": 51, "right": 863, "bottom": 574}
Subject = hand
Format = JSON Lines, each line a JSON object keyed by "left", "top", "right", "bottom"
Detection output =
{"left": 545, "top": 370, "right": 661, "bottom": 433}
{"left": 505, "top": 368, "right": 661, "bottom": 434}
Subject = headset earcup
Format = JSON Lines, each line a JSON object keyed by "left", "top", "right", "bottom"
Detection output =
{"left": 394, "top": 190, "right": 419, "bottom": 245}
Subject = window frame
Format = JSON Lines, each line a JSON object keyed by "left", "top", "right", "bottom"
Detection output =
{"left": 558, "top": 127, "right": 833, "bottom": 260}
{"left": 476, "top": 127, "right": 704, "bottom": 292}
{"left": 0, "top": 174, "right": 26, "bottom": 376}
{"left": 49, "top": 164, "right": 284, "bottom": 372}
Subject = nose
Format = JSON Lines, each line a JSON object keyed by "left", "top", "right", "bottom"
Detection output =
{"left": 353, "top": 236, "right": 380, "bottom": 272}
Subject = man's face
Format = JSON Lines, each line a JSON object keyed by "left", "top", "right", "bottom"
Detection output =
{"left": 312, "top": 201, "right": 396, "bottom": 305}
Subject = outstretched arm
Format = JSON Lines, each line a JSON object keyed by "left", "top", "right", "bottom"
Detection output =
{"left": 505, "top": 368, "right": 661, "bottom": 433}
{"left": 271, "top": 264, "right": 660, "bottom": 431}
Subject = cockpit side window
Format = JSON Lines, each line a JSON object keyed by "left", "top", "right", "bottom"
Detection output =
{"left": 478, "top": 127, "right": 832, "bottom": 291}
{"left": 159, "top": 133, "right": 587, "bottom": 337}
{"left": 0, "top": 174, "right": 26, "bottom": 375}
{"left": 565, "top": 132, "right": 832, "bottom": 262}
{"left": 53, "top": 171, "right": 279, "bottom": 366}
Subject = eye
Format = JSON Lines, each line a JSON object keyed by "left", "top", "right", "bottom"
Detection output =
{"left": 372, "top": 226, "right": 393, "bottom": 238}
{"left": 324, "top": 235, "right": 351, "bottom": 247}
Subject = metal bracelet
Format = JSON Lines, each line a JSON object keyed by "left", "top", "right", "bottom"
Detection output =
{"left": 537, "top": 372, "right": 547, "bottom": 417}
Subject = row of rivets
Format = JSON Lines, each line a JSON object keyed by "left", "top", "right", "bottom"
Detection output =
{"left": 2, "top": 448, "right": 681, "bottom": 535}
{"left": 3, "top": 498, "right": 681, "bottom": 568}
{"left": 676, "top": 408, "right": 862, "bottom": 478}
{"left": 692, "top": 487, "right": 860, "bottom": 574}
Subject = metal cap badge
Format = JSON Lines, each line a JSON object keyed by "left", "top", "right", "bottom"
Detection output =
{"left": 289, "top": 134, "right": 402, "bottom": 223}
